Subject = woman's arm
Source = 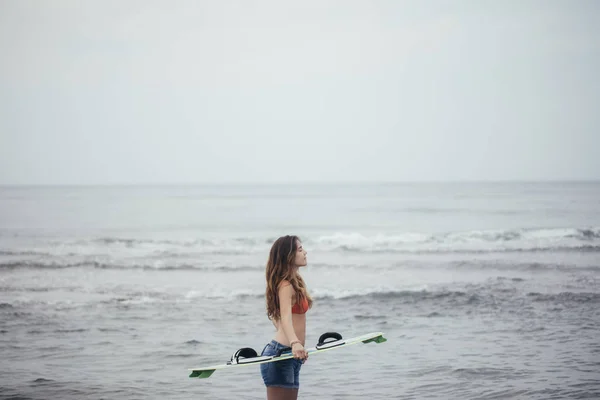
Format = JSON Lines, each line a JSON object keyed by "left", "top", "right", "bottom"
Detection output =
{"left": 278, "top": 283, "right": 300, "bottom": 344}
{"left": 278, "top": 283, "right": 308, "bottom": 360}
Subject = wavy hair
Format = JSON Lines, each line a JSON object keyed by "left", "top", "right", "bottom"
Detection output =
{"left": 265, "top": 235, "right": 312, "bottom": 321}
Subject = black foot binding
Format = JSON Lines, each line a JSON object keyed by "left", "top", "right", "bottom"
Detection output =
{"left": 316, "top": 332, "right": 345, "bottom": 350}
{"left": 229, "top": 348, "right": 259, "bottom": 365}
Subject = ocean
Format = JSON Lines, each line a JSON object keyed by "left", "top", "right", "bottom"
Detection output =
{"left": 1, "top": 182, "right": 599, "bottom": 399}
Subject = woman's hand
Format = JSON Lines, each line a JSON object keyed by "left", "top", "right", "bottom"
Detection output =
{"left": 291, "top": 342, "right": 308, "bottom": 361}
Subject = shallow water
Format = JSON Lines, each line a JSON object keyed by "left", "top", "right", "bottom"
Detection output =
{"left": 1, "top": 183, "right": 599, "bottom": 399}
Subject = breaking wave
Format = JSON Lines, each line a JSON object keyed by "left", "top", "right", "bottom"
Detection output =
{"left": 2, "top": 227, "right": 599, "bottom": 273}
{"left": 1, "top": 259, "right": 598, "bottom": 272}
{"left": 315, "top": 227, "right": 600, "bottom": 253}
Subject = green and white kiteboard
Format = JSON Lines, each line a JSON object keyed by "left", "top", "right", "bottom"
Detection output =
{"left": 188, "top": 331, "right": 387, "bottom": 379}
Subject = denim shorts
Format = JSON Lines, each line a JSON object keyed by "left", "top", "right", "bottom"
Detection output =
{"left": 260, "top": 340, "right": 303, "bottom": 389}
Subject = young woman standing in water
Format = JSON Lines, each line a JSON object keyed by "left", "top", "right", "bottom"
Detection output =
{"left": 260, "top": 235, "right": 312, "bottom": 400}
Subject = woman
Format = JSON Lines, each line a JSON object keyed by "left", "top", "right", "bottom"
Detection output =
{"left": 260, "top": 235, "right": 312, "bottom": 400}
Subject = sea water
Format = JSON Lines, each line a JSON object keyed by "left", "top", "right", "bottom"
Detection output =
{"left": 1, "top": 182, "right": 599, "bottom": 399}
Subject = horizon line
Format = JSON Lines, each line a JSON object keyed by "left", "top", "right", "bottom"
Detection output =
{"left": 0, "top": 179, "right": 599, "bottom": 187}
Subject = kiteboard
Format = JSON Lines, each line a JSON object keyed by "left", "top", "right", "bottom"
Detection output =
{"left": 188, "top": 331, "right": 387, "bottom": 379}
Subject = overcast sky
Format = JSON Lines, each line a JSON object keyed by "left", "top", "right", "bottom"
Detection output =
{"left": 0, "top": 0, "right": 598, "bottom": 184}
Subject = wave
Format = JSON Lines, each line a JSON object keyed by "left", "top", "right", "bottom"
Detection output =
{"left": 2, "top": 259, "right": 599, "bottom": 273}
{"left": 3, "top": 285, "right": 597, "bottom": 309}
{"left": 3, "top": 227, "right": 598, "bottom": 257}
{"left": 185, "top": 287, "right": 600, "bottom": 306}
{"left": 313, "top": 288, "right": 468, "bottom": 301}
{"left": 92, "top": 237, "right": 202, "bottom": 247}
{"left": 0, "top": 250, "right": 50, "bottom": 256}
{"left": 0, "top": 285, "right": 66, "bottom": 293}
{"left": 448, "top": 261, "right": 600, "bottom": 272}
{"left": 338, "top": 244, "right": 600, "bottom": 254}
{"left": 315, "top": 227, "right": 600, "bottom": 253}
{"left": 54, "top": 328, "right": 88, "bottom": 333}
{"left": 320, "top": 288, "right": 600, "bottom": 305}
{"left": 526, "top": 292, "right": 600, "bottom": 303}
{"left": 0, "top": 260, "right": 263, "bottom": 271}
{"left": 88, "top": 236, "right": 265, "bottom": 249}
{"left": 182, "top": 287, "right": 449, "bottom": 301}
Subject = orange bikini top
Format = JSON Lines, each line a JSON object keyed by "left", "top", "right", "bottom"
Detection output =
{"left": 280, "top": 281, "right": 309, "bottom": 314}
{"left": 292, "top": 296, "right": 309, "bottom": 314}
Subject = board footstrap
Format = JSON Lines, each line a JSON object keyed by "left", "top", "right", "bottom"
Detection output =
{"left": 316, "top": 332, "right": 345, "bottom": 350}
{"left": 229, "top": 348, "right": 273, "bottom": 365}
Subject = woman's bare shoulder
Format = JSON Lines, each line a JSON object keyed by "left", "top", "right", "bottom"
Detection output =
{"left": 278, "top": 280, "right": 295, "bottom": 293}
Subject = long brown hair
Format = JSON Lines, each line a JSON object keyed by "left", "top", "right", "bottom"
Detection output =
{"left": 265, "top": 235, "right": 313, "bottom": 321}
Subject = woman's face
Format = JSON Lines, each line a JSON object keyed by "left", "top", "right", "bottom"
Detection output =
{"left": 293, "top": 240, "right": 307, "bottom": 267}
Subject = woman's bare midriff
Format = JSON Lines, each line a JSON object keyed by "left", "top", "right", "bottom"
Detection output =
{"left": 273, "top": 313, "right": 306, "bottom": 346}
